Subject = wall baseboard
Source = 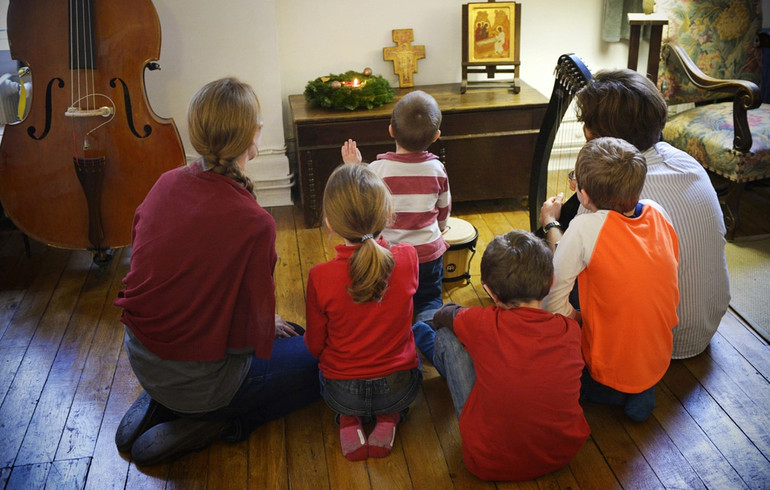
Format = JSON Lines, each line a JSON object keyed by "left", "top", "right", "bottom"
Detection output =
{"left": 185, "top": 150, "right": 295, "bottom": 208}
{"left": 246, "top": 152, "right": 294, "bottom": 207}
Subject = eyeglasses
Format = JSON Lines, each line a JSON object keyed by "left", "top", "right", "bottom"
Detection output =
{"left": 568, "top": 169, "right": 575, "bottom": 181}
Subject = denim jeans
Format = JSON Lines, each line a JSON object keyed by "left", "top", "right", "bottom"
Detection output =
{"left": 412, "top": 320, "right": 437, "bottom": 362}
{"left": 414, "top": 257, "right": 444, "bottom": 322}
{"left": 580, "top": 368, "right": 656, "bottom": 421}
{"left": 319, "top": 365, "right": 422, "bottom": 418}
{"left": 198, "top": 334, "right": 320, "bottom": 441}
{"left": 433, "top": 328, "right": 476, "bottom": 418}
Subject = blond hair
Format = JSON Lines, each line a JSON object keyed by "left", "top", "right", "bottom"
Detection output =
{"left": 323, "top": 164, "right": 395, "bottom": 303}
{"left": 188, "top": 77, "right": 261, "bottom": 196}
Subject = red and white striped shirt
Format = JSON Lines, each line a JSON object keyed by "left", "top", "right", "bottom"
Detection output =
{"left": 369, "top": 151, "right": 451, "bottom": 263}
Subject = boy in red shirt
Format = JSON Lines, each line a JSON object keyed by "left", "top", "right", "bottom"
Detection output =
{"left": 413, "top": 230, "right": 590, "bottom": 481}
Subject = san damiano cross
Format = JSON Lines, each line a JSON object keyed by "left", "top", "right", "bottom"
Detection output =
{"left": 383, "top": 29, "right": 425, "bottom": 88}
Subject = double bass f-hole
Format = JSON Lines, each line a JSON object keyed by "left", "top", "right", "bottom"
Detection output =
{"left": 27, "top": 77, "right": 64, "bottom": 140}
{"left": 110, "top": 77, "right": 152, "bottom": 139}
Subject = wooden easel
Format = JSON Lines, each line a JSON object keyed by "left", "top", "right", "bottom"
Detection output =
{"left": 461, "top": 1, "right": 521, "bottom": 94}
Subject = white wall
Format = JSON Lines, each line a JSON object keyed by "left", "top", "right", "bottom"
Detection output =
{"left": 147, "top": 0, "right": 293, "bottom": 205}
{"left": 275, "top": 0, "right": 628, "bottom": 108}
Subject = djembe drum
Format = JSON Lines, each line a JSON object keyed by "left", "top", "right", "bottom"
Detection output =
{"left": 442, "top": 217, "right": 478, "bottom": 284}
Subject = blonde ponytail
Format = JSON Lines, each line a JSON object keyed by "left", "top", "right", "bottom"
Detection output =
{"left": 323, "top": 164, "right": 394, "bottom": 303}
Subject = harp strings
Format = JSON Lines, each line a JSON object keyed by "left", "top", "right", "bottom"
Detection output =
{"left": 548, "top": 64, "right": 582, "bottom": 205}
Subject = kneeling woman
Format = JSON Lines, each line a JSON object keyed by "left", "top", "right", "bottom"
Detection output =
{"left": 113, "top": 77, "right": 319, "bottom": 465}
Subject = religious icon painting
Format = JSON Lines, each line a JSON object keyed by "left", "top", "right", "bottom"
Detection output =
{"left": 463, "top": 2, "right": 520, "bottom": 64}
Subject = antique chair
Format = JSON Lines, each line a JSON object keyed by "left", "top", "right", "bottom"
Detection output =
{"left": 653, "top": 0, "right": 770, "bottom": 239}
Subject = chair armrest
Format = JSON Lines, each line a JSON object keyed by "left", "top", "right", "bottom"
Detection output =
{"left": 663, "top": 43, "right": 761, "bottom": 152}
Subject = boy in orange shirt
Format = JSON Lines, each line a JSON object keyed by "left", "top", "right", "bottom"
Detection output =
{"left": 542, "top": 136, "right": 679, "bottom": 421}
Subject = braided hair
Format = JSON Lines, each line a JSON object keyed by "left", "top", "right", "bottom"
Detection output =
{"left": 188, "top": 77, "right": 261, "bottom": 197}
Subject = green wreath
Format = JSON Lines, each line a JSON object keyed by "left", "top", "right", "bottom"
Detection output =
{"left": 304, "top": 70, "right": 395, "bottom": 111}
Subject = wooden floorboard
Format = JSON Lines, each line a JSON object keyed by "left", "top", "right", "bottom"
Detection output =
{"left": 0, "top": 181, "right": 768, "bottom": 489}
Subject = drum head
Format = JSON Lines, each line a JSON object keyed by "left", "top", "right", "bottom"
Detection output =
{"left": 443, "top": 217, "right": 477, "bottom": 245}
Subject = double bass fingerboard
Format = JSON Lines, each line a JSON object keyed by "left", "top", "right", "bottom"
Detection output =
{"left": 69, "top": 0, "right": 96, "bottom": 70}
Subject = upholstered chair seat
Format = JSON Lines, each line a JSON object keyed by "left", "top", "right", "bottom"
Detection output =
{"left": 656, "top": 0, "right": 769, "bottom": 238}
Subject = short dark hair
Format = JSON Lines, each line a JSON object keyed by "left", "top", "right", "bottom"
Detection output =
{"left": 480, "top": 230, "right": 553, "bottom": 306}
{"left": 390, "top": 90, "right": 442, "bottom": 152}
{"left": 575, "top": 137, "right": 647, "bottom": 213}
{"left": 575, "top": 69, "right": 667, "bottom": 152}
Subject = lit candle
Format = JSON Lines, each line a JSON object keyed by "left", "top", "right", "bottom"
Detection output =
{"left": 343, "top": 78, "right": 365, "bottom": 88}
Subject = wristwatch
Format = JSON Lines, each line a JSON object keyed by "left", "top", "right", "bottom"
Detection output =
{"left": 544, "top": 221, "right": 562, "bottom": 233}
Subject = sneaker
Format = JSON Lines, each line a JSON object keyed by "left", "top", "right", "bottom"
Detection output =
{"left": 130, "top": 417, "right": 231, "bottom": 466}
{"left": 115, "top": 391, "right": 176, "bottom": 453}
{"left": 367, "top": 413, "right": 401, "bottom": 458}
{"left": 339, "top": 415, "right": 368, "bottom": 461}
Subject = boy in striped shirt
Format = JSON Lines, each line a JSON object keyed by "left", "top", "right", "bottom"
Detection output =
{"left": 342, "top": 90, "right": 451, "bottom": 321}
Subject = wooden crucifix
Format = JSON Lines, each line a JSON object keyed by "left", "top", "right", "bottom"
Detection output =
{"left": 383, "top": 29, "right": 425, "bottom": 88}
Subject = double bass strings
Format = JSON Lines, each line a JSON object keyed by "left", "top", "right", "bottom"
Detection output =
{"left": 68, "top": 0, "right": 115, "bottom": 156}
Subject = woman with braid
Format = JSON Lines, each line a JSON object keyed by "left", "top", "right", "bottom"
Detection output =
{"left": 113, "top": 77, "right": 319, "bottom": 465}
{"left": 305, "top": 164, "right": 421, "bottom": 461}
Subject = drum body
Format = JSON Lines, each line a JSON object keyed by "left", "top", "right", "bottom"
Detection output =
{"left": 442, "top": 217, "right": 478, "bottom": 283}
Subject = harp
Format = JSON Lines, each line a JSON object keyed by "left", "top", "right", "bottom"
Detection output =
{"left": 528, "top": 54, "right": 592, "bottom": 232}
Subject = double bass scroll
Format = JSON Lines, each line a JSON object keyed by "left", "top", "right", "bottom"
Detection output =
{"left": 528, "top": 54, "right": 592, "bottom": 232}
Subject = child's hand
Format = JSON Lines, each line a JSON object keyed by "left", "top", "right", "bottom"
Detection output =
{"left": 341, "top": 139, "right": 363, "bottom": 164}
{"left": 539, "top": 192, "right": 564, "bottom": 227}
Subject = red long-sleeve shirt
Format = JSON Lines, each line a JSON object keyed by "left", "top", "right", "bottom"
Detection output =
{"left": 114, "top": 163, "right": 277, "bottom": 362}
{"left": 305, "top": 240, "right": 419, "bottom": 379}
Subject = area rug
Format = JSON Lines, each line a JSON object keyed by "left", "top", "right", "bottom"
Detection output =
{"left": 724, "top": 234, "right": 770, "bottom": 342}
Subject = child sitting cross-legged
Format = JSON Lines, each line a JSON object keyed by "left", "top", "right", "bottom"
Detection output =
{"left": 542, "top": 136, "right": 680, "bottom": 422}
{"left": 412, "top": 230, "right": 591, "bottom": 481}
{"left": 304, "top": 163, "right": 422, "bottom": 461}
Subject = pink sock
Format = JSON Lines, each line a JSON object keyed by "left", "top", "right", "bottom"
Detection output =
{"left": 367, "top": 413, "right": 400, "bottom": 458}
{"left": 339, "top": 415, "right": 368, "bottom": 461}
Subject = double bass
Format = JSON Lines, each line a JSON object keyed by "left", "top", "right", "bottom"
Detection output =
{"left": 0, "top": 0, "right": 185, "bottom": 263}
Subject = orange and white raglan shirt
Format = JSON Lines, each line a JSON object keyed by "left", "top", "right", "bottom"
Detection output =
{"left": 543, "top": 200, "right": 679, "bottom": 393}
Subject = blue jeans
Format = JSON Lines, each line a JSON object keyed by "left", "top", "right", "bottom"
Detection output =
{"left": 319, "top": 365, "right": 422, "bottom": 418}
{"left": 198, "top": 334, "right": 320, "bottom": 441}
{"left": 414, "top": 323, "right": 476, "bottom": 418}
{"left": 414, "top": 257, "right": 444, "bottom": 322}
{"left": 580, "top": 368, "right": 656, "bottom": 422}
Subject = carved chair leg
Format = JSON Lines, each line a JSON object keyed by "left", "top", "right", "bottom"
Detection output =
{"left": 720, "top": 181, "right": 745, "bottom": 241}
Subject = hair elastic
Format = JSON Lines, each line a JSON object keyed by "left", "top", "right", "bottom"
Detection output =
{"left": 361, "top": 234, "right": 374, "bottom": 242}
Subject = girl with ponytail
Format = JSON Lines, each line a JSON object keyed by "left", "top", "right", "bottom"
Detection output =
{"left": 304, "top": 163, "right": 422, "bottom": 461}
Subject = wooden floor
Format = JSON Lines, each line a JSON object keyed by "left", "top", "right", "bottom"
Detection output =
{"left": 1, "top": 182, "right": 769, "bottom": 489}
